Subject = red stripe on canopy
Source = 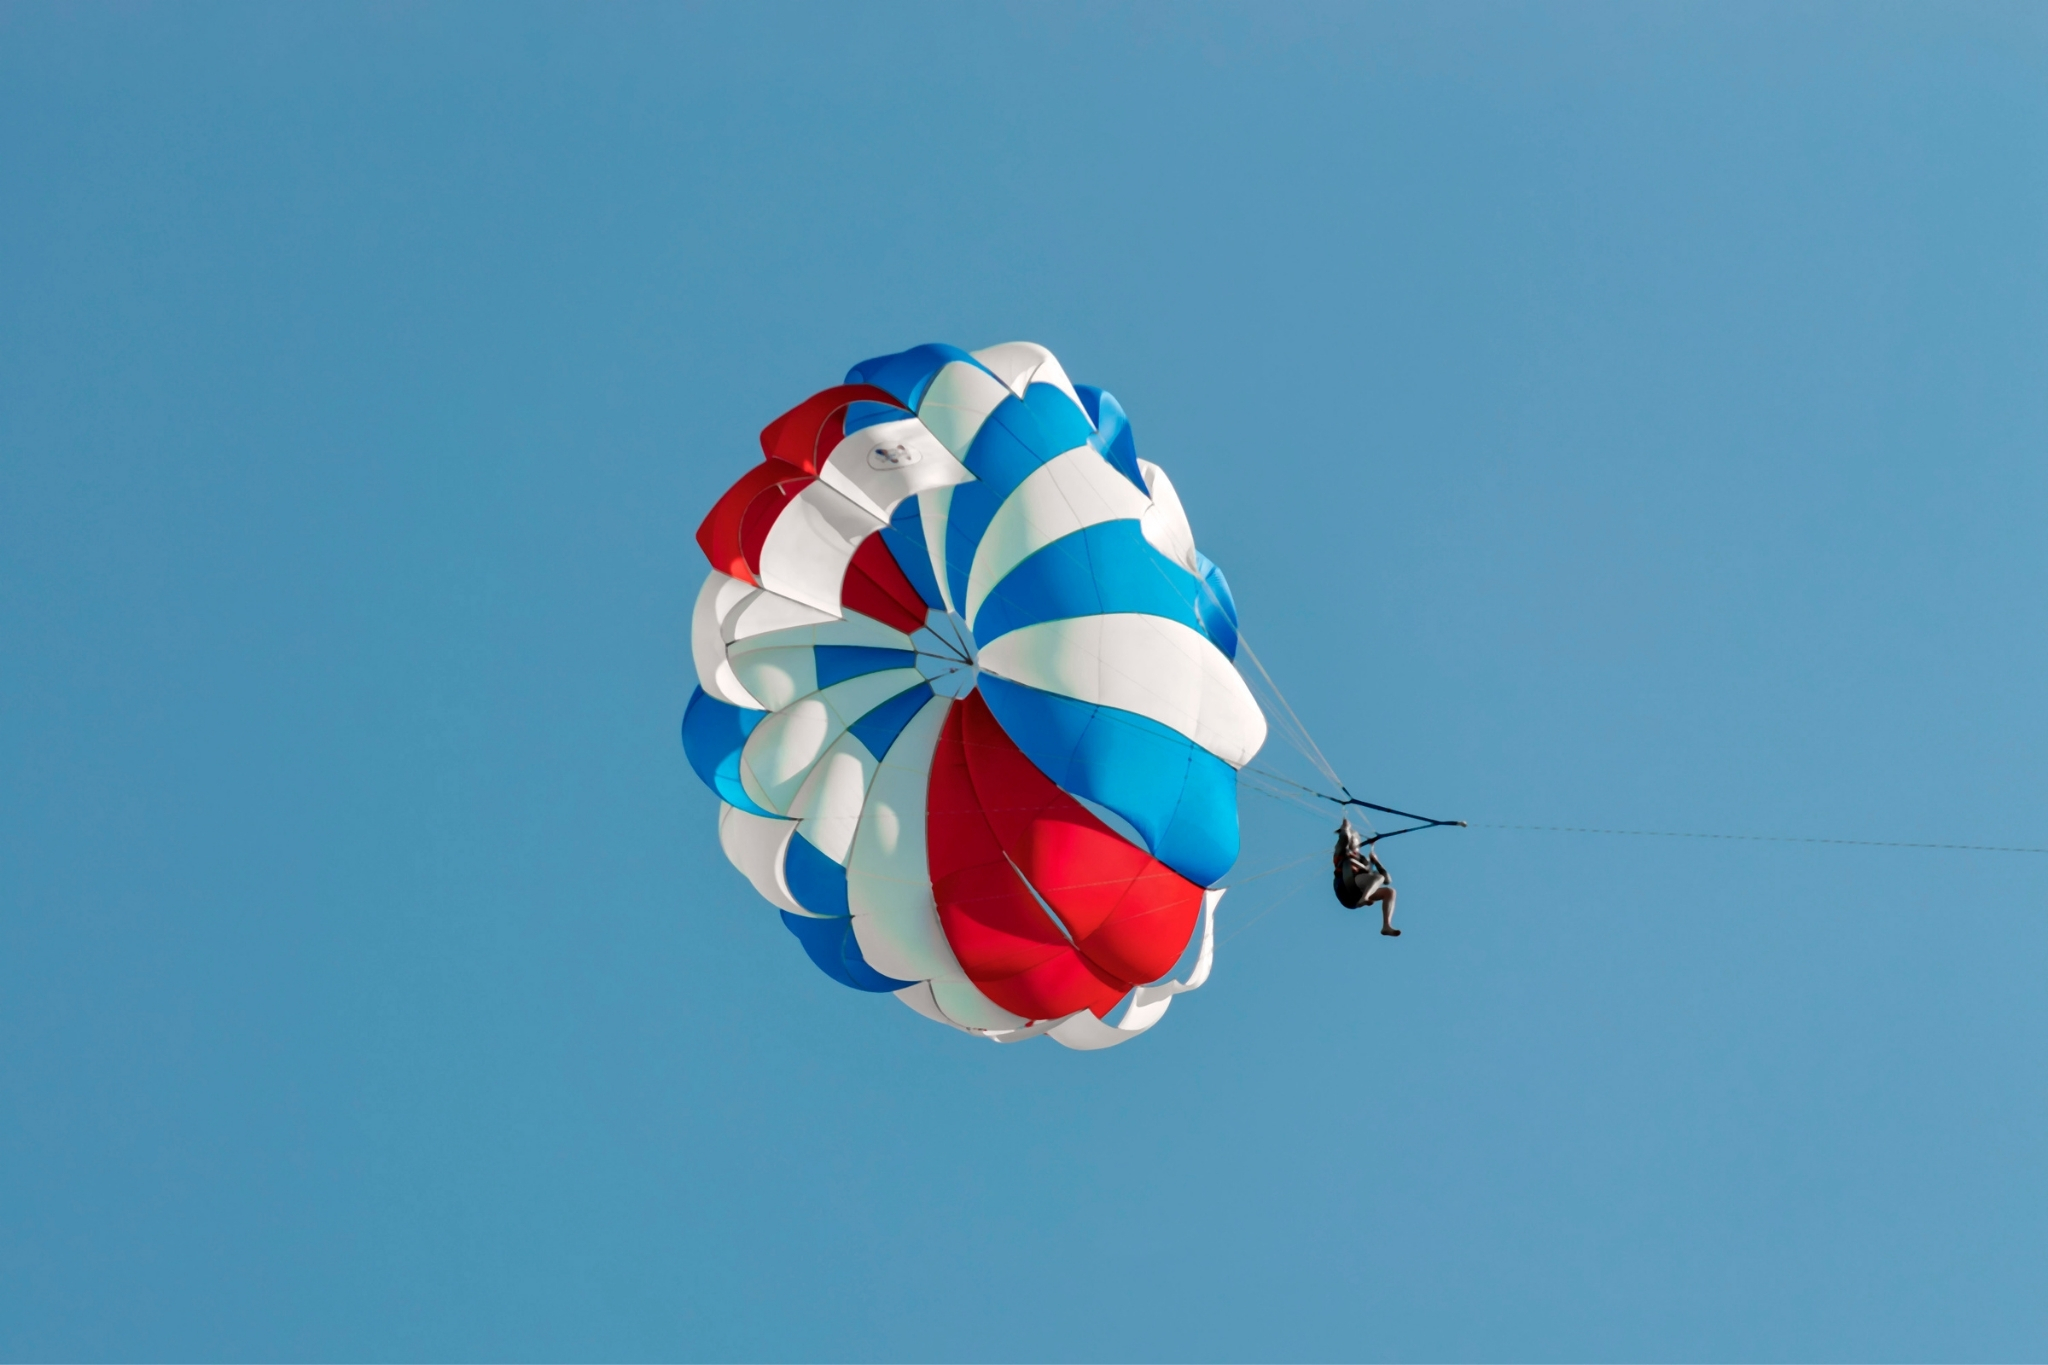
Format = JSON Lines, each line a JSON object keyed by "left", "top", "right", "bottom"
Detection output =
{"left": 699, "top": 384, "right": 911, "bottom": 583}
{"left": 841, "top": 533, "right": 930, "bottom": 636}
{"left": 758, "top": 383, "right": 901, "bottom": 473}
{"left": 927, "top": 694, "right": 1202, "bottom": 1021}
{"left": 736, "top": 473, "right": 811, "bottom": 580}
{"left": 695, "top": 459, "right": 810, "bottom": 584}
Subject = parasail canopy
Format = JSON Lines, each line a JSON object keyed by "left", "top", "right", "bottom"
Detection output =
{"left": 681, "top": 341, "right": 1266, "bottom": 1048}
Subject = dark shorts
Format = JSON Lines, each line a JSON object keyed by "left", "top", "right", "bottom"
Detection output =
{"left": 1334, "top": 864, "right": 1386, "bottom": 909}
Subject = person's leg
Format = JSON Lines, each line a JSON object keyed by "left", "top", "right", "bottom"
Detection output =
{"left": 1371, "top": 885, "right": 1399, "bottom": 935}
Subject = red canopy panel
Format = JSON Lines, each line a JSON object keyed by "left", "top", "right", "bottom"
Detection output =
{"left": 927, "top": 693, "right": 1202, "bottom": 1021}
{"left": 757, "top": 383, "right": 901, "bottom": 473}
{"left": 841, "top": 533, "right": 930, "bottom": 636}
{"left": 695, "top": 459, "right": 810, "bottom": 584}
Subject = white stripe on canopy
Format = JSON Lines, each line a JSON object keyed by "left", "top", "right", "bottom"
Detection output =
{"left": 788, "top": 729, "right": 880, "bottom": 866}
{"left": 1136, "top": 459, "right": 1201, "bottom": 575}
{"left": 977, "top": 613, "right": 1268, "bottom": 768}
{"left": 754, "top": 480, "right": 886, "bottom": 617}
{"left": 815, "top": 415, "right": 973, "bottom": 524}
{"left": 963, "top": 445, "right": 1152, "bottom": 628}
{"left": 737, "top": 667, "right": 928, "bottom": 814}
{"left": 692, "top": 571, "right": 765, "bottom": 708}
{"left": 716, "top": 803, "right": 803, "bottom": 915}
{"left": 971, "top": 341, "right": 1086, "bottom": 412}
{"left": 846, "top": 696, "right": 976, "bottom": 989}
{"left": 915, "top": 361, "right": 1012, "bottom": 460}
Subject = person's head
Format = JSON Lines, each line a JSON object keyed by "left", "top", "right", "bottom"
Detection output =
{"left": 1337, "top": 817, "right": 1361, "bottom": 849}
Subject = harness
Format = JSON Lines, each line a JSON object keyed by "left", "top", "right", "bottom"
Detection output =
{"left": 1332, "top": 832, "right": 1388, "bottom": 908}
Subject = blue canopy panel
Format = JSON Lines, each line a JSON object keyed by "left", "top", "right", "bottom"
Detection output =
{"left": 1194, "top": 553, "right": 1240, "bottom": 661}
{"left": 813, "top": 645, "right": 916, "bottom": 689}
{"left": 970, "top": 520, "right": 1208, "bottom": 649}
{"left": 1073, "top": 384, "right": 1147, "bottom": 495}
{"left": 848, "top": 680, "right": 934, "bottom": 758}
{"left": 783, "top": 830, "right": 851, "bottom": 916}
{"left": 844, "top": 343, "right": 992, "bottom": 412}
{"left": 681, "top": 687, "right": 773, "bottom": 816}
{"left": 977, "top": 674, "right": 1241, "bottom": 888}
{"left": 781, "top": 834, "right": 915, "bottom": 991}
{"left": 771, "top": 676, "right": 934, "bottom": 993}
{"left": 879, "top": 497, "right": 946, "bottom": 611}
{"left": 841, "top": 399, "right": 915, "bottom": 437}
{"left": 778, "top": 909, "right": 915, "bottom": 993}
{"left": 944, "top": 386, "right": 1101, "bottom": 610}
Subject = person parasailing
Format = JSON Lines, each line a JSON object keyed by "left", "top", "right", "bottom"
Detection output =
{"left": 1332, "top": 817, "right": 1399, "bottom": 936}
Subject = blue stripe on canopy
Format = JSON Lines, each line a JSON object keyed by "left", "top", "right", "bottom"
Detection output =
{"left": 841, "top": 400, "right": 916, "bottom": 435}
{"left": 681, "top": 687, "right": 774, "bottom": 817}
{"left": 1195, "top": 553, "right": 1240, "bottom": 661}
{"left": 847, "top": 681, "right": 933, "bottom": 760}
{"left": 944, "top": 387, "right": 1102, "bottom": 610}
{"left": 1016, "top": 380, "right": 1097, "bottom": 455}
{"left": 977, "top": 674, "right": 1241, "bottom": 887}
{"left": 783, "top": 831, "right": 852, "bottom": 913}
{"left": 880, "top": 497, "right": 945, "bottom": 610}
{"left": 845, "top": 343, "right": 988, "bottom": 411}
{"left": 779, "top": 910, "right": 916, "bottom": 993}
{"left": 780, "top": 831, "right": 916, "bottom": 992}
{"left": 970, "top": 520, "right": 1207, "bottom": 648}
{"left": 1074, "top": 384, "right": 1147, "bottom": 494}
{"left": 812, "top": 645, "right": 916, "bottom": 690}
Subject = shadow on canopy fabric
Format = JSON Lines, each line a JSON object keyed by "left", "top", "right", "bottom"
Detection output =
{"left": 681, "top": 341, "right": 1265, "bottom": 1049}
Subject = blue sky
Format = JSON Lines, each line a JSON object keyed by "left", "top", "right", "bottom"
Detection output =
{"left": 3, "top": 3, "right": 2044, "bottom": 1360}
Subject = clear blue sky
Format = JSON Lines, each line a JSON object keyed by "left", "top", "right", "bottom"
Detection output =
{"left": 3, "top": 3, "right": 2044, "bottom": 1360}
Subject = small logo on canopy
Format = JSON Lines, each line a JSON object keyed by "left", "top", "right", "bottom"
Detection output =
{"left": 868, "top": 443, "right": 920, "bottom": 470}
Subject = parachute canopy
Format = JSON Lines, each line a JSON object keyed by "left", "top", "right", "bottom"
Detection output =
{"left": 682, "top": 341, "right": 1266, "bottom": 1048}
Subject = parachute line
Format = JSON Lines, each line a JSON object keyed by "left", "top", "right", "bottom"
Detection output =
{"left": 1234, "top": 636, "right": 1346, "bottom": 793}
{"left": 1219, "top": 850, "right": 1321, "bottom": 889}
{"left": 1109, "top": 526, "right": 1446, "bottom": 846}
{"left": 1240, "top": 763, "right": 1466, "bottom": 844}
{"left": 1218, "top": 879, "right": 1314, "bottom": 948}
{"left": 1483, "top": 824, "right": 2048, "bottom": 854}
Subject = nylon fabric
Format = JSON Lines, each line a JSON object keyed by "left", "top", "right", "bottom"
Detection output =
{"left": 787, "top": 731, "right": 881, "bottom": 866}
{"left": 814, "top": 415, "right": 973, "bottom": 524}
{"left": 737, "top": 668, "right": 928, "bottom": 814}
{"left": 971, "top": 340, "right": 1086, "bottom": 413}
{"left": 783, "top": 830, "right": 855, "bottom": 917}
{"left": 1074, "top": 384, "right": 1147, "bottom": 493}
{"left": 926, "top": 693, "right": 1202, "bottom": 1020}
{"left": 716, "top": 802, "right": 804, "bottom": 914}
{"left": 754, "top": 479, "right": 889, "bottom": 616}
{"left": 878, "top": 499, "right": 947, "bottom": 611}
{"left": 969, "top": 520, "right": 1209, "bottom": 649}
{"left": 683, "top": 342, "right": 1262, "bottom": 1043}
{"left": 779, "top": 909, "right": 916, "bottom": 992}
{"left": 977, "top": 613, "right": 1268, "bottom": 767}
{"left": 912, "top": 360, "right": 1013, "bottom": 460}
{"left": 718, "top": 586, "right": 837, "bottom": 646}
{"left": 942, "top": 387, "right": 1101, "bottom": 612}
{"left": 757, "top": 383, "right": 901, "bottom": 471}
{"left": 844, "top": 343, "right": 989, "bottom": 412}
{"left": 925, "top": 694, "right": 1135, "bottom": 1021}
{"left": 963, "top": 445, "right": 1154, "bottom": 628}
{"left": 692, "top": 571, "right": 766, "bottom": 707}
{"left": 1047, "top": 887, "right": 1222, "bottom": 1050}
{"left": 977, "top": 673, "right": 1242, "bottom": 887}
{"left": 1136, "top": 459, "right": 1201, "bottom": 574}
{"left": 1194, "top": 554, "right": 1241, "bottom": 661}
{"left": 683, "top": 688, "right": 773, "bottom": 817}
{"left": 841, "top": 533, "right": 931, "bottom": 634}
